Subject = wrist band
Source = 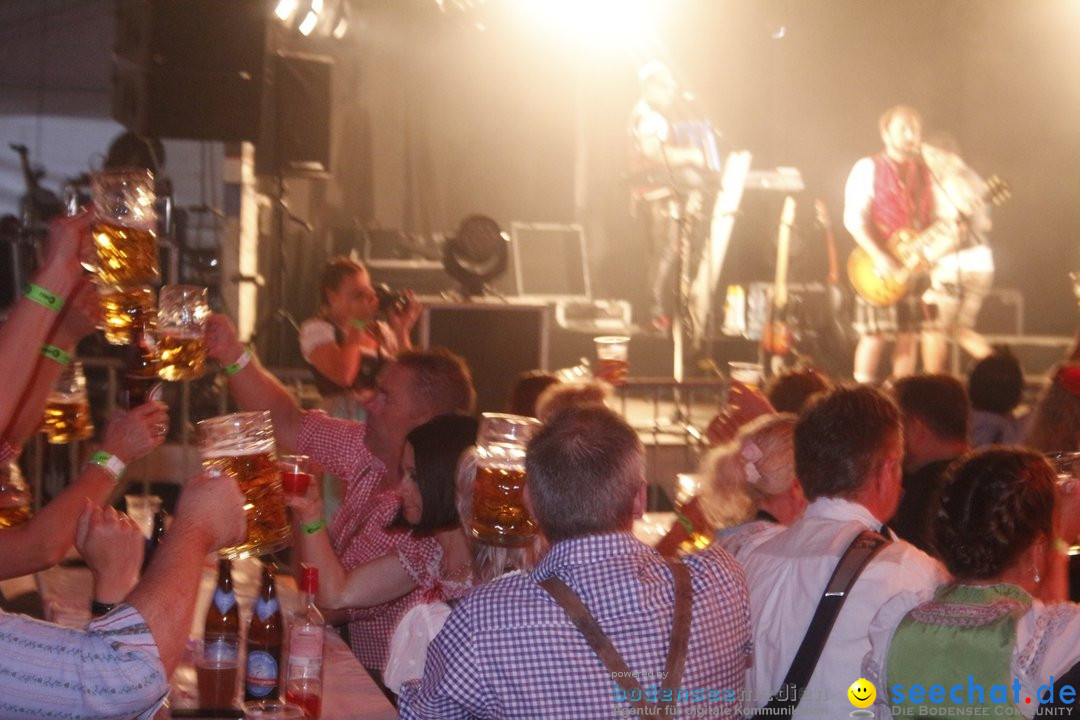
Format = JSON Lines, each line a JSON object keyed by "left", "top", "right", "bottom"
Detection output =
{"left": 25, "top": 283, "right": 63, "bottom": 312}
{"left": 349, "top": 318, "right": 367, "bottom": 331}
{"left": 301, "top": 518, "right": 326, "bottom": 535}
{"left": 223, "top": 349, "right": 252, "bottom": 376}
{"left": 88, "top": 450, "right": 126, "bottom": 481}
{"left": 674, "top": 512, "right": 695, "bottom": 535}
{"left": 40, "top": 344, "right": 71, "bottom": 365}
{"left": 90, "top": 600, "right": 116, "bottom": 617}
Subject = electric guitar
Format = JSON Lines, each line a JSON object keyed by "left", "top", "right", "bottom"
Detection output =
{"left": 846, "top": 174, "right": 1010, "bottom": 307}
{"left": 761, "top": 195, "right": 797, "bottom": 374}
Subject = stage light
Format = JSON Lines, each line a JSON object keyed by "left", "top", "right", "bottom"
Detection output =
{"left": 510, "top": 0, "right": 659, "bottom": 56}
{"left": 298, "top": 0, "right": 322, "bottom": 35}
{"left": 442, "top": 215, "right": 509, "bottom": 297}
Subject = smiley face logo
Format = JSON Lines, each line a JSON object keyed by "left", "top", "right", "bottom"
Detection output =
{"left": 848, "top": 678, "right": 876, "bottom": 708}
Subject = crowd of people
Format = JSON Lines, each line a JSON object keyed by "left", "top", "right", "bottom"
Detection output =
{"left": 4, "top": 114, "right": 1080, "bottom": 720}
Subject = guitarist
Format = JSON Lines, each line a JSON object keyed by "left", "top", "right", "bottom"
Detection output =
{"left": 843, "top": 105, "right": 940, "bottom": 384}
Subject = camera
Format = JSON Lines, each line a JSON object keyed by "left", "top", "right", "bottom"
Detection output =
{"left": 374, "top": 283, "right": 409, "bottom": 314}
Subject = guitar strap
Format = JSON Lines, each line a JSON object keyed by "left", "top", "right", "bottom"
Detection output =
{"left": 756, "top": 529, "right": 890, "bottom": 716}
{"left": 539, "top": 558, "right": 692, "bottom": 714}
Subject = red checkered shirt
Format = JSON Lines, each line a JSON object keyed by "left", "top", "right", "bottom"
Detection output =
{"left": 0, "top": 439, "right": 17, "bottom": 465}
{"left": 399, "top": 532, "right": 752, "bottom": 719}
{"left": 298, "top": 412, "right": 466, "bottom": 671}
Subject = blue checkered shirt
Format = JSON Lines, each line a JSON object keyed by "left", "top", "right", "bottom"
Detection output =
{"left": 398, "top": 532, "right": 751, "bottom": 719}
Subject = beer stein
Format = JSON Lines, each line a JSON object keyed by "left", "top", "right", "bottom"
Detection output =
{"left": 89, "top": 167, "right": 159, "bottom": 287}
{"left": 198, "top": 411, "right": 291, "bottom": 559}
{"left": 98, "top": 284, "right": 157, "bottom": 346}
{"left": 0, "top": 461, "right": 32, "bottom": 528}
{"left": 41, "top": 362, "right": 94, "bottom": 444}
{"left": 470, "top": 413, "right": 542, "bottom": 547}
{"left": 157, "top": 285, "right": 209, "bottom": 381}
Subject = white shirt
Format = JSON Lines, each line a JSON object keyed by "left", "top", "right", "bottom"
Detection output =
{"left": 384, "top": 601, "right": 453, "bottom": 696}
{"left": 864, "top": 591, "right": 1080, "bottom": 719}
{"left": 740, "top": 497, "right": 948, "bottom": 715}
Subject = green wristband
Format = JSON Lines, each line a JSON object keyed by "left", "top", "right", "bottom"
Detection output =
{"left": 301, "top": 518, "right": 326, "bottom": 535}
{"left": 223, "top": 349, "right": 252, "bottom": 376}
{"left": 349, "top": 318, "right": 367, "bottom": 331}
{"left": 25, "top": 283, "right": 63, "bottom": 311}
{"left": 88, "top": 450, "right": 126, "bottom": 480}
{"left": 40, "top": 344, "right": 71, "bottom": 365}
{"left": 674, "top": 512, "right": 695, "bottom": 535}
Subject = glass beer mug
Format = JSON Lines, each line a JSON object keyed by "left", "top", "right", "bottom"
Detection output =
{"left": 41, "top": 361, "right": 95, "bottom": 444}
{"left": 469, "top": 413, "right": 542, "bottom": 547}
{"left": 98, "top": 284, "right": 156, "bottom": 346}
{"left": 156, "top": 285, "right": 209, "bottom": 381}
{"left": 197, "top": 411, "right": 291, "bottom": 559}
{"left": 89, "top": 167, "right": 160, "bottom": 287}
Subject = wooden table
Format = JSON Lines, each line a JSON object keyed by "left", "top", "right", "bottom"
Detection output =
{"left": 36, "top": 554, "right": 397, "bottom": 720}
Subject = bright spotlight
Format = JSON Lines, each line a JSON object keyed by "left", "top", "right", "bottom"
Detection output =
{"left": 512, "top": 0, "right": 659, "bottom": 56}
{"left": 274, "top": 0, "right": 298, "bottom": 22}
{"left": 299, "top": 9, "right": 319, "bottom": 35}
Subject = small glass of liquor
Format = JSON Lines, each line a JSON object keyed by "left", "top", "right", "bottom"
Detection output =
{"left": 41, "top": 361, "right": 94, "bottom": 444}
{"left": 156, "top": 285, "right": 209, "bottom": 382}
{"left": 0, "top": 460, "right": 32, "bottom": 528}
{"left": 593, "top": 335, "right": 630, "bottom": 386}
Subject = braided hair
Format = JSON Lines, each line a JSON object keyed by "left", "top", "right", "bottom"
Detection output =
{"left": 931, "top": 447, "right": 1055, "bottom": 579}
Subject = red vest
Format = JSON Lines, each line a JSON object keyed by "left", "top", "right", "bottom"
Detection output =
{"left": 869, "top": 153, "right": 933, "bottom": 242}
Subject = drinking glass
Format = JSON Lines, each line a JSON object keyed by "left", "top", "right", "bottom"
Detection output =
{"left": 89, "top": 167, "right": 159, "bottom": 287}
{"left": 0, "top": 461, "right": 32, "bottom": 528}
{"left": 198, "top": 411, "right": 290, "bottom": 559}
{"left": 41, "top": 362, "right": 94, "bottom": 444}
{"left": 279, "top": 455, "right": 314, "bottom": 497}
{"left": 157, "top": 285, "right": 209, "bottom": 381}
{"left": 98, "top": 284, "right": 156, "bottom": 346}
{"left": 470, "top": 413, "right": 542, "bottom": 547}
{"left": 593, "top": 335, "right": 630, "bottom": 386}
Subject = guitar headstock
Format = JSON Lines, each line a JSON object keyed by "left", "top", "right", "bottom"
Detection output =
{"left": 814, "top": 198, "right": 832, "bottom": 230}
{"left": 985, "top": 175, "right": 1011, "bottom": 207}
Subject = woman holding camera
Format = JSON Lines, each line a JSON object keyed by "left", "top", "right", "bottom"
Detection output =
{"left": 300, "top": 256, "right": 421, "bottom": 513}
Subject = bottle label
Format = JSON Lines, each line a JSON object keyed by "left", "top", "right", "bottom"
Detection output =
{"left": 204, "top": 637, "right": 239, "bottom": 662}
{"left": 255, "top": 596, "right": 279, "bottom": 622}
{"left": 213, "top": 588, "right": 237, "bottom": 616}
{"left": 287, "top": 626, "right": 324, "bottom": 666}
{"left": 246, "top": 650, "right": 279, "bottom": 697}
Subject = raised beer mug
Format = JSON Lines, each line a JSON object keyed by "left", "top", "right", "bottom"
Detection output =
{"left": 41, "top": 361, "right": 94, "bottom": 444}
{"left": 470, "top": 413, "right": 542, "bottom": 547}
{"left": 157, "top": 285, "right": 209, "bottom": 381}
{"left": 197, "top": 411, "right": 291, "bottom": 559}
{"left": 0, "top": 461, "right": 32, "bottom": 529}
{"left": 98, "top": 284, "right": 156, "bottom": 346}
{"left": 89, "top": 167, "right": 160, "bottom": 287}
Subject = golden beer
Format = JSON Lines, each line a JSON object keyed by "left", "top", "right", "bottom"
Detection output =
{"left": 203, "top": 451, "right": 290, "bottom": 559}
{"left": 0, "top": 502, "right": 31, "bottom": 528}
{"left": 92, "top": 223, "right": 160, "bottom": 287}
{"left": 99, "top": 285, "right": 156, "bottom": 345}
{"left": 595, "top": 358, "right": 629, "bottom": 386}
{"left": 41, "top": 396, "right": 94, "bottom": 444}
{"left": 157, "top": 330, "right": 207, "bottom": 381}
{"left": 470, "top": 466, "right": 536, "bottom": 547}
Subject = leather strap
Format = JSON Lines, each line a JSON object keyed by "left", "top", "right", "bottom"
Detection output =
{"left": 757, "top": 529, "right": 889, "bottom": 716}
{"left": 540, "top": 558, "right": 692, "bottom": 713}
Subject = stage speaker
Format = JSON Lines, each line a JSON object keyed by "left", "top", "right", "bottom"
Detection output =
{"left": 256, "top": 52, "right": 333, "bottom": 177}
{"left": 111, "top": 0, "right": 268, "bottom": 141}
{"left": 418, "top": 302, "right": 550, "bottom": 413}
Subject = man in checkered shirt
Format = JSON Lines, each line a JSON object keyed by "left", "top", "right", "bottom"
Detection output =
{"left": 206, "top": 315, "right": 475, "bottom": 676}
{"left": 399, "top": 405, "right": 752, "bottom": 719}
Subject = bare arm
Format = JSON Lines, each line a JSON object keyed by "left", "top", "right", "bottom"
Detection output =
{"left": 287, "top": 487, "right": 416, "bottom": 610}
{"left": 205, "top": 313, "right": 306, "bottom": 451}
{"left": 126, "top": 471, "right": 246, "bottom": 675}
{"left": 0, "top": 401, "right": 169, "bottom": 578}
{"left": 385, "top": 292, "right": 422, "bottom": 352}
{"left": 0, "top": 212, "right": 93, "bottom": 440}
{"left": 306, "top": 324, "right": 365, "bottom": 387}
{"left": 844, "top": 158, "right": 898, "bottom": 272}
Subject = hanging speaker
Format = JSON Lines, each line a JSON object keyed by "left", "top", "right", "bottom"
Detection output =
{"left": 111, "top": 0, "right": 268, "bottom": 141}
{"left": 256, "top": 52, "right": 333, "bottom": 177}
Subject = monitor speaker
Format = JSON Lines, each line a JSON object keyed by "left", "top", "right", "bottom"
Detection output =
{"left": 111, "top": 0, "right": 268, "bottom": 141}
{"left": 256, "top": 52, "right": 333, "bottom": 177}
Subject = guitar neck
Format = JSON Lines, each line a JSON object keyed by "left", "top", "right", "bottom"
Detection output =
{"left": 773, "top": 196, "right": 796, "bottom": 307}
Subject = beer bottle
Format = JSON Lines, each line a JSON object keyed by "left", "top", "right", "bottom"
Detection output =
{"left": 204, "top": 558, "right": 240, "bottom": 654}
{"left": 285, "top": 565, "right": 324, "bottom": 719}
{"left": 121, "top": 314, "right": 161, "bottom": 410}
{"left": 245, "top": 563, "right": 283, "bottom": 701}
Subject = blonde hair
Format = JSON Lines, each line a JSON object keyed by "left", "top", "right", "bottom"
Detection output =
{"left": 455, "top": 447, "right": 539, "bottom": 583}
{"left": 699, "top": 413, "right": 797, "bottom": 529}
{"left": 535, "top": 380, "right": 612, "bottom": 423}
